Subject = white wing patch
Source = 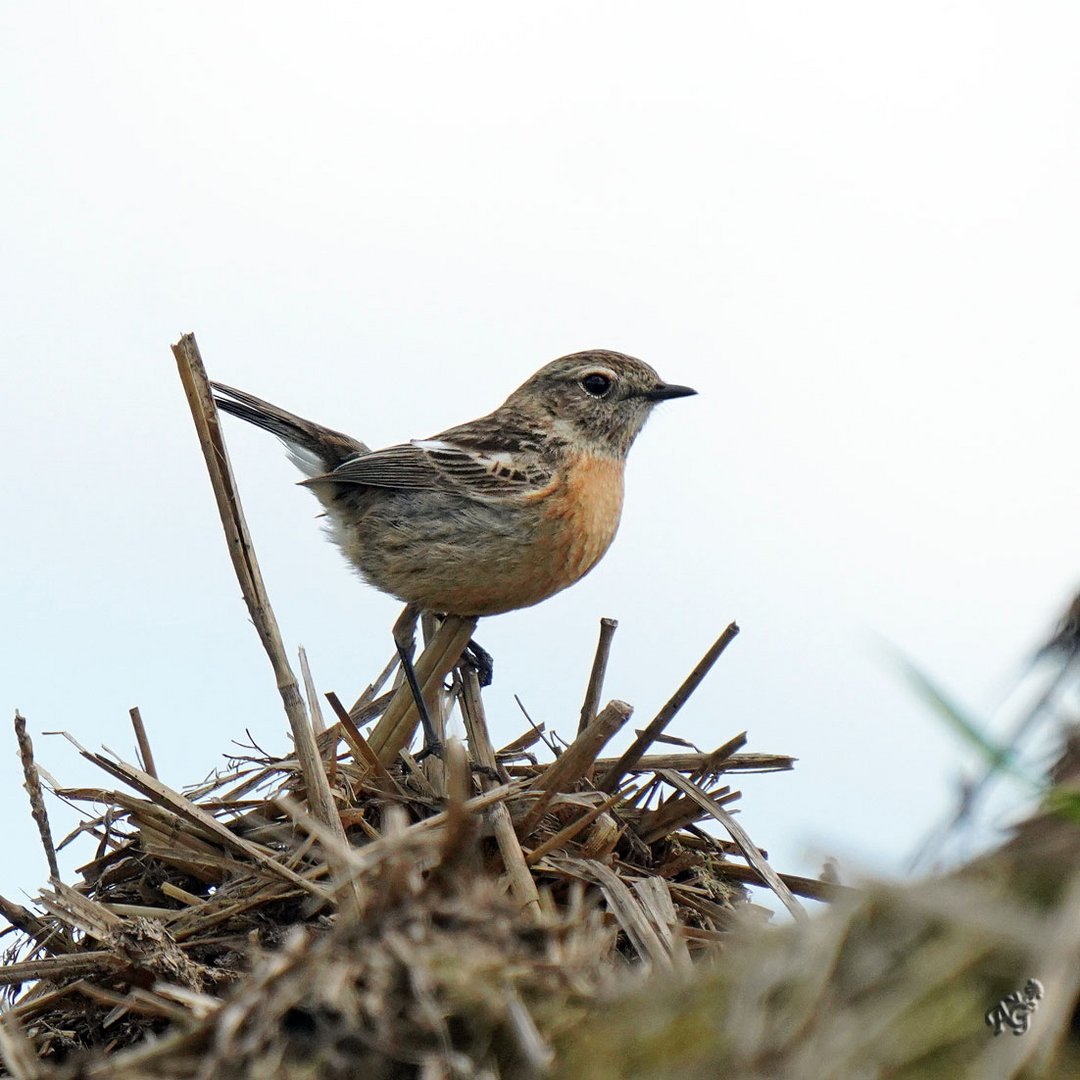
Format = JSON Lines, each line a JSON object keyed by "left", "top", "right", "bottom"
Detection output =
{"left": 286, "top": 442, "right": 331, "bottom": 479}
{"left": 410, "top": 438, "right": 457, "bottom": 453}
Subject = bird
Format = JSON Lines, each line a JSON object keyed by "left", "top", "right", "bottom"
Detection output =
{"left": 213, "top": 349, "right": 696, "bottom": 747}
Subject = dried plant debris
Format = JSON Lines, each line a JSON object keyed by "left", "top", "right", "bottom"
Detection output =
{"left": 558, "top": 730, "right": 1080, "bottom": 1080}
{"left": 0, "top": 334, "right": 810, "bottom": 1077}
{"left": 0, "top": 616, "right": 810, "bottom": 1077}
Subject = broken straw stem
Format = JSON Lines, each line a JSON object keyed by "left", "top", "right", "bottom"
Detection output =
{"left": 14, "top": 711, "right": 60, "bottom": 879}
{"left": 598, "top": 621, "right": 739, "bottom": 793}
{"left": 577, "top": 617, "right": 618, "bottom": 735}
{"left": 522, "top": 700, "right": 633, "bottom": 834}
{"left": 129, "top": 706, "right": 158, "bottom": 779}
{"left": 172, "top": 332, "right": 344, "bottom": 841}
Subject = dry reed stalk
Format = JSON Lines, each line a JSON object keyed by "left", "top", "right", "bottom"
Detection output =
{"left": 659, "top": 770, "right": 805, "bottom": 921}
{"left": 631, "top": 877, "right": 692, "bottom": 970}
{"left": 577, "top": 617, "right": 618, "bottom": 735}
{"left": 574, "top": 749, "right": 794, "bottom": 777}
{"left": 73, "top": 742, "right": 326, "bottom": 898}
{"left": 0, "top": 952, "right": 118, "bottom": 988}
{"left": 525, "top": 786, "right": 633, "bottom": 866}
{"left": 297, "top": 647, "right": 326, "bottom": 737}
{"left": 272, "top": 796, "right": 364, "bottom": 921}
{"left": 13, "top": 712, "right": 59, "bottom": 881}
{"left": 528, "top": 701, "right": 634, "bottom": 795}
{"left": 127, "top": 708, "right": 158, "bottom": 780}
{"left": 688, "top": 732, "right": 747, "bottom": 781}
{"left": 521, "top": 701, "right": 633, "bottom": 834}
{"left": 0, "top": 896, "right": 63, "bottom": 954}
{"left": 2, "top": 984, "right": 83, "bottom": 1027}
{"left": 348, "top": 651, "right": 400, "bottom": 714}
{"left": 159, "top": 883, "right": 203, "bottom": 907}
{"left": 638, "top": 784, "right": 739, "bottom": 844}
{"left": 459, "top": 669, "right": 540, "bottom": 911}
{"left": 434, "top": 738, "right": 475, "bottom": 868}
{"left": 323, "top": 691, "right": 402, "bottom": 796}
{"left": 552, "top": 858, "right": 671, "bottom": 967}
{"left": 497, "top": 726, "right": 547, "bottom": 758}
{"left": 172, "top": 333, "right": 344, "bottom": 842}
{"left": 37, "top": 880, "right": 124, "bottom": 939}
{"left": 312, "top": 689, "right": 395, "bottom": 762}
{"left": 459, "top": 671, "right": 510, "bottom": 784}
{"left": 598, "top": 622, "right": 739, "bottom": 792}
{"left": 713, "top": 863, "right": 854, "bottom": 903}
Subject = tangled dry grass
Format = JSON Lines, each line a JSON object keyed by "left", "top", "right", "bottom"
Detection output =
{"left": 2, "top": 335, "right": 1077, "bottom": 1079}
{"left": 0, "top": 336, "right": 817, "bottom": 1077}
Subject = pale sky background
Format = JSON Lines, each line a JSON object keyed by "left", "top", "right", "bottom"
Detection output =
{"left": 2, "top": 3, "right": 1079, "bottom": 908}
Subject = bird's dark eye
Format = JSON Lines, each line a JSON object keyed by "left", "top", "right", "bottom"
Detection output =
{"left": 580, "top": 372, "right": 613, "bottom": 398}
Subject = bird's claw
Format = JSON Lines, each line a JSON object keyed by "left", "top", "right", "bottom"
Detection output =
{"left": 462, "top": 639, "right": 494, "bottom": 687}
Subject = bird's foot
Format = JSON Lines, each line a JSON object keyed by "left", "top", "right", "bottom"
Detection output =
{"left": 462, "top": 638, "right": 494, "bottom": 687}
{"left": 414, "top": 740, "right": 444, "bottom": 763}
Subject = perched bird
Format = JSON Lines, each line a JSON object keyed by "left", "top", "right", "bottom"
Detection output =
{"left": 213, "top": 349, "right": 695, "bottom": 742}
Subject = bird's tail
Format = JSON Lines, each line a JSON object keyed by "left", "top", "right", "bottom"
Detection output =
{"left": 212, "top": 383, "right": 369, "bottom": 478}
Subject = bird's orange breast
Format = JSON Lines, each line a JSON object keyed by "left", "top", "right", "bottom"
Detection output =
{"left": 346, "top": 452, "right": 626, "bottom": 617}
{"left": 540, "top": 452, "right": 625, "bottom": 584}
{"left": 457, "top": 452, "right": 624, "bottom": 613}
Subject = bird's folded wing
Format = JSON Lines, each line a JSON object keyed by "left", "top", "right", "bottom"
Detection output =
{"left": 303, "top": 438, "right": 555, "bottom": 500}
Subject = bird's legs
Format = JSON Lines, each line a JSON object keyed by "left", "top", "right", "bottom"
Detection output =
{"left": 392, "top": 603, "right": 441, "bottom": 756}
{"left": 392, "top": 606, "right": 496, "bottom": 758}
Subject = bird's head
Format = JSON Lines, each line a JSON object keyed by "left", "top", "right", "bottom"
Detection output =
{"left": 503, "top": 349, "right": 696, "bottom": 457}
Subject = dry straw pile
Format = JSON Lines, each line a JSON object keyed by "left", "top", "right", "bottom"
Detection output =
{"left": 0, "top": 337, "right": 829, "bottom": 1078}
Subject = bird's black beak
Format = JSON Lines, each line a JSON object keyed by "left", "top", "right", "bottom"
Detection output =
{"left": 641, "top": 382, "right": 697, "bottom": 402}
